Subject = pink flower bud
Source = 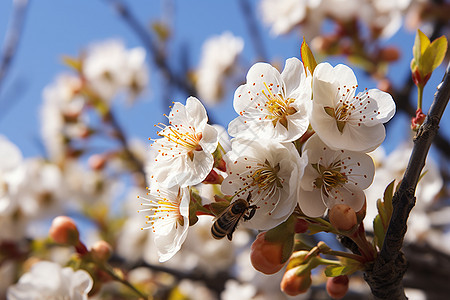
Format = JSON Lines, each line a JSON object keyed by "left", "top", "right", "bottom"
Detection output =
{"left": 326, "top": 275, "right": 349, "bottom": 299}
{"left": 295, "top": 219, "right": 308, "bottom": 233}
{"left": 49, "top": 216, "right": 80, "bottom": 245}
{"left": 88, "top": 154, "right": 107, "bottom": 170}
{"left": 280, "top": 268, "right": 312, "bottom": 296}
{"left": 378, "top": 46, "right": 400, "bottom": 62}
{"left": 250, "top": 232, "right": 285, "bottom": 274}
{"left": 329, "top": 204, "right": 357, "bottom": 232}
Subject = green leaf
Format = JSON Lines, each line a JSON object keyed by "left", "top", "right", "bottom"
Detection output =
{"left": 301, "top": 38, "right": 317, "bottom": 75}
{"left": 62, "top": 55, "right": 82, "bottom": 72}
{"left": 373, "top": 215, "right": 385, "bottom": 249}
{"left": 324, "top": 264, "right": 351, "bottom": 277}
{"left": 383, "top": 180, "right": 395, "bottom": 218}
{"left": 427, "top": 35, "right": 448, "bottom": 73}
{"left": 413, "top": 29, "right": 430, "bottom": 62}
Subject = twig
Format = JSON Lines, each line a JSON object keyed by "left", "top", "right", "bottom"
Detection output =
{"left": 364, "top": 62, "right": 450, "bottom": 299}
{"left": 238, "top": 0, "right": 268, "bottom": 61}
{"left": 0, "top": 0, "right": 28, "bottom": 102}
{"left": 103, "top": 0, "right": 196, "bottom": 97}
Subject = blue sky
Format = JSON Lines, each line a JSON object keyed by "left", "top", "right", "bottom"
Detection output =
{"left": 0, "top": 1, "right": 448, "bottom": 159}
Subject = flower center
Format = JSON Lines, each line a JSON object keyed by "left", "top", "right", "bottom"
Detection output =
{"left": 262, "top": 83, "right": 297, "bottom": 129}
{"left": 138, "top": 188, "right": 184, "bottom": 232}
{"left": 312, "top": 161, "right": 348, "bottom": 197}
{"left": 324, "top": 85, "right": 358, "bottom": 133}
{"left": 251, "top": 159, "right": 283, "bottom": 190}
{"left": 154, "top": 123, "right": 203, "bottom": 160}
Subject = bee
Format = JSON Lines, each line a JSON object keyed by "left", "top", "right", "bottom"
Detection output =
{"left": 211, "top": 193, "right": 257, "bottom": 241}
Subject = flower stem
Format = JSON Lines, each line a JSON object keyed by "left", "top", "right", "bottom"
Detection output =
{"left": 103, "top": 265, "right": 148, "bottom": 299}
{"left": 326, "top": 250, "right": 365, "bottom": 263}
{"left": 417, "top": 85, "right": 424, "bottom": 110}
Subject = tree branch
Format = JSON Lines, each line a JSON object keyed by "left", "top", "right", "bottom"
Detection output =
{"left": 0, "top": 0, "right": 29, "bottom": 114}
{"left": 364, "top": 62, "right": 450, "bottom": 299}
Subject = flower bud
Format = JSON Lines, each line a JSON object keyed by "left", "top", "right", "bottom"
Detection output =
{"left": 329, "top": 204, "right": 357, "bottom": 232}
{"left": 295, "top": 218, "right": 308, "bottom": 233}
{"left": 91, "top": 240, "right": 112, "bottom": 262}
{"left": 280, "top": 268, "right": 312, "bottom": 296}
{"left": 250, "top": 232, "right": 285, "bottom": 274}
{"left": 326, "top": 275, "right": 349, "bottom": 299}
{"left": 378, "top": 46, "right": 400, "bottom": 62}
{"left": 49, "top": 216, "right": 80, "bottom": 245}
{"left": 88, "top": 154, "right": 107, "bottom": 170}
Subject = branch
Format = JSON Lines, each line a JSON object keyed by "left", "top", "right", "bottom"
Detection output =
{"left": 0, "top": 0, "right": 28, "bottom": 106}
{"left": 103, "top": 0, "right": 196, "bottom": 97}
{"left": 238, "top": 0, "right": 268, "bottom": 61}
{"left": 364, "top": 62, "right": 450, "bottom": 299}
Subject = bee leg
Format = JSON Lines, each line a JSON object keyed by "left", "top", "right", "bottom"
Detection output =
{"left": 244, "top": 205, "right": 257, "bottom": 221}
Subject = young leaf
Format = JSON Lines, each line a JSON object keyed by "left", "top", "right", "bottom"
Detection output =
{"left": 301, "top": 38, "right": 317, "bottom": 75}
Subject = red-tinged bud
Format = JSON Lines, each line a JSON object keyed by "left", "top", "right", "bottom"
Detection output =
{"left": 295, "top": 219, "right": 309, "bottom": 233}
{"left": 377, "top": 79, "right": 393, "bottom": 94}
{"left": 49, "top": 216, "right": 80, "bottom": 245}
{"left": 379, "top": 46, "right": 400, "bottom": 62}
{"left": 215, "top": 157, "right": 227, "bottom": 172}
{"left": 88, "top": 154, "right": 106, "bottom": 170}
{"left": 202, "top": 169, "right": 224, "bottom": 184}
{"left": 251, "top": 232, "right": 285, "bottom": 274}
{"left": 329, "top": 204, "right": 357, "bottom": 232}
{"left": 326, "top": 275, "right": 349, "bottom": 299}
{"left": 280, "top": 268, "right": 312, "bottom": 296}
{"left": 91, "top": 240, "right": 112, "bottom": 262}
{"left": 411, "top": 108, "right": 426, "bottom": 131}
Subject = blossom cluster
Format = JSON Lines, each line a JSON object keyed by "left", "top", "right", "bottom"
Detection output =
{"left": 142, "top": 55, "right": 396, "bottom": 262}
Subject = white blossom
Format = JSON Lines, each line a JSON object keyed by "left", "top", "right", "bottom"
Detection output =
{"left": 83, "top": 39, "right": 148, "bottom": 101}
{"left": 311, "top": 62, "right": 395, "bottom": 152}
{"left": 196, "top": 32, "right": 244, "bottom": 104}
{"left": 0, "top": 135, "right": 23, "bottom": 216}
{"left": 221, "top": 138, "right": 304, "bottom": 230}
{"left": 260, "top": 0, "right": 322, "bottom": 36}
{"left": 229, "top": 57, "right": 312, "bottom": 142}
{"left": 150, "top": 96, "right": 219, "bottom": 188}
{"left": 139, "top": 184, "right": 190, "bottom": 262}
{"left": 7, "top": 261, "right": 93, "bottom": 300}
{"left": 40, "top": 74, "right": 87, "bottom": 161}
{"left": 298, "top": 135, "right": 374, "bottom": 217}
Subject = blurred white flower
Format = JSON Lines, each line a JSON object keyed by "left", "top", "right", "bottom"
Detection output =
{"left": 178, "top": 279, "right": 216, "bottom": 300}
{"left": 150, "top": 97, "right": 219, "bottom": 188}
{"left": 0, "top": 135, "right": 23, "bottom": 216}
{"left": 221, "top": 280, "right": 256, "bottom": 300}
{"left": 196, "top": 32, "right": 244, "bottom": 104}
{"left": 298, "top": 135, "right": 374, "bottom": 217}
{"left": 311, "top": 62, "right": 395, "bottom": 152}
{"left": 14, "top": 159, "right": 65, "bottom": 218}
{"left": 221, "top": 138, "right": 304, "bottom": 230}
{"left": 229, "top": 57, "right": 312, "bottom": 142}
{"left": 361, "top": 0, "right": 412, "bottom": 39}
{"left": 40, "top": 74, "right": 87, "bottom": 162}
{"left": 139, "top": 184, "right": 190, "bottom": 262}
{"left": 7, "top": 261, "right": 93, "bottom": 300}
{"left": 83, "top": 39, "right": 148, "bottom": 101}
{"left": 260, "top": 0, "right": 322, "bottom": 36}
